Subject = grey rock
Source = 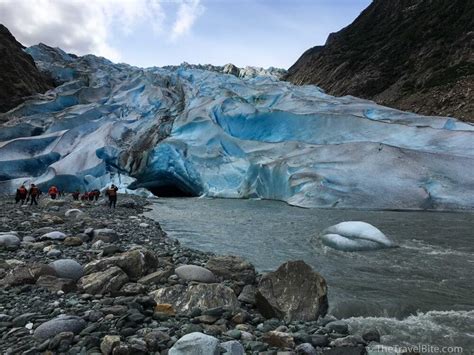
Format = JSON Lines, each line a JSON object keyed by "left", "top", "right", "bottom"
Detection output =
{"left": 238, "top": 285, "right": 256, "bottom": 305}
{"left": 362, "top": 329, "right": 380, "bottom": 343}
{"left": 206, "top": 255, "right": 256, "bottom": 284}
{"left": 144, "top": 330, "right": 170, "bottom": 351}
{"left": 120, "top": 282, "right": 146, "bottom": 295}
{"left": 325, "top": 321, "right": 349, "bottom": 335}
{"left": 49, "top": 259, "right": 84, "bottom": 281}
{"left": 331, "top": 335, "right": 364, "bottom": 347}
{"left": 150, "top": 283, "right": 239, "bottom": 315}
{"left": 296, "top": 343, "right": 317, "bottom": 355}
{"left": 220, "top": 340, "right": 245, "bottom": 355}
{"left": 169, "top": 332, "right": 220, "bottom": 355}
{"left": 92, "top": 228, "right": 118, "bottom": 243}
{"left": 12, "top": 313, "right": 37, "bottom": 327}
{"left": 101, "top": 335, "right": 121, "bottom": 355}
{"left": 0, "top": 234, "right": 20, "bottom": 250}
{"left": 256, "top": 260, "right": 328, "bottom": 322}
{"left": 310, "top": 334, "right": 329, "bottom": 347}
{"left": 36, "top": 275, "right": 76, "bottom": 293}
{"left": 2, "top": 266, "right": 35, "bottom": 285}
{"left": 40, "top": 231, "right": 67, "bottom": 241}
{"left": 138, "top": 267, "right": 174, "bottom": 285}
{"left": 78, "top": 266, "right": 129, "bottom": 295}
{"left": 84, "top": 249, "right": 158, "bottom": 281}
{"left": 175, "top": 265, "right": 217, "bottom": 283}
{"left": 261, "top": 330, "right": 295, "bottom": 348}
{"left": 47, "top": 249, "right": 62, "bottom": 257}
{"left": 34, "top": 315, "right": 86, "bottom": 340}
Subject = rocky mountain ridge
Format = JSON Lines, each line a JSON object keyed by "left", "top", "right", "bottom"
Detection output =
{"left": 0, "top": 24, "right": 52, "bottom": 113}
{"left": 285, "top": 0, "right": 474, "bottom": 122}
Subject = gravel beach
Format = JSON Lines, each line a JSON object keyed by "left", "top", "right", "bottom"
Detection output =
{"left": 0, "top": 195, "right": 375, "bottom": 355}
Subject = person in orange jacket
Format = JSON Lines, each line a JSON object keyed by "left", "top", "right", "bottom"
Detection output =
{"left": 15, "top": 185, "right": 28, "bottom": 204}
{"left": 48, "top": 185, "right": 59, "bottom": 199}
{"left": 105, "top": 184, "right": 118, "bottom": 208}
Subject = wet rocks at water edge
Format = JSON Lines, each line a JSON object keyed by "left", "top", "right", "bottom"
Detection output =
{"left": 0, "top": 195, "right": 372, "bottom": 354}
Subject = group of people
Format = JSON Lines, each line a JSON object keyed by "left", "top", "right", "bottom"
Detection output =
{"left": 71, "top": 189, "right": 101, "bottom": 202}
{"left": 15, "top": 184, "right": 119, "bottom": 208}
{"left": 14, "top": 184, "right": 41, "bottom": 205}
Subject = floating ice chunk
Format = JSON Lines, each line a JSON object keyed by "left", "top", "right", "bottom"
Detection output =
{"left": 320, "top": 221, "right": 396, "bottom": 251}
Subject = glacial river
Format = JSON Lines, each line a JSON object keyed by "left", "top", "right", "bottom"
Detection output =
{"left": 145, "top": 197, "right": 474, "bottom": 351}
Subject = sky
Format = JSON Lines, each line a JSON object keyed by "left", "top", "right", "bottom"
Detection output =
{"left": 0, "top": 0, "right": 371, "bottom": 69}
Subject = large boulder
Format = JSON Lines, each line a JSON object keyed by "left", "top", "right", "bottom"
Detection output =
{"left": 169, "top": 332, "right": 220, "bottom": 355}
{"left": 150, "top": 283, "right": 239, "bottom": 315}
{"left": 0, "top": 234, "right": 20, "bottom": 250}
{"left": 1, "top": 266, "right": 35, "bottom": 286}
{"left": 205, "top": 255, "right": 256, "bottom": 284}
{"left": 33, "top": 315, "right": 86, "bottom": 340}
{"left": 175, "top": 265, "right": 217, "bottom": 283}
{"left": 84, "top": 249, "right": 158, "bottom": 281}
{"left": 77, "top": 266, "right": 129, "bottom": 295}
{"left": 49, "top": 259, "right": 84, "bottom": 281}
{"left": 255, "top": 260, "right": 328, "bottom": 322}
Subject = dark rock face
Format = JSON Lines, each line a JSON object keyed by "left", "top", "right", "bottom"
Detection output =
{"left": 285, "top": 0, "right": 474, "bottom": 122}
{"left": 0, "top": 25, "right": 52, "bottom": 113}
{"left": 255, "top": 260, "right": 328, "bottom": 322}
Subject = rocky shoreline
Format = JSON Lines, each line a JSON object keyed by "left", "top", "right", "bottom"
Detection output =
{"left": 0, "top": 195, "right": 379, "bottom": 354}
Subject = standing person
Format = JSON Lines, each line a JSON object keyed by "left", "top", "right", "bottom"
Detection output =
{"left": 105, "top": 184, "right": 118, "bottom": 209}
{"left": 48, "top": 185, "right": 59, "bottom": 199}
{"left": 93, "top": 189, "right": 100, "bottom": 201}
{"left": 28, "top": 184, "right": 40, "bottom": 205}
{"left": 72, "top": 190, "right": 80, "bottom": 201}
{"left": 15, "top": 185, "right": 28, "bottom": 204}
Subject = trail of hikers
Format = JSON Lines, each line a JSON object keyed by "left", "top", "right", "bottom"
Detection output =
{"left": 15, "top": 184, "right": 120, "bottom": 208}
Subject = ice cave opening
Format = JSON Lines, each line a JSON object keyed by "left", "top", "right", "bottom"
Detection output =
{"left": 147, "top": 184, "right": 198, "bottom": 197}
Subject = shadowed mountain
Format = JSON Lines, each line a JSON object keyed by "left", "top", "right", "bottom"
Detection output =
{"left": 0, "top": 24, "right": 53, "bottom": 113}
{"left": 285, "top": 0, "right": 474, "bottom": 122}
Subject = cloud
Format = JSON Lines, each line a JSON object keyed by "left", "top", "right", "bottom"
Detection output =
{"left": 0, "top": 0, "right": 202, "bottom": 62}
{"left": 171, "top": 0, "right": 204, "bottom": 40}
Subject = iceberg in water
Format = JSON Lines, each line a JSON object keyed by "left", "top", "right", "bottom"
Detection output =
{"left": 320, "top": 221, "right": 396, "bottom": 252}
{"left": 0, "top": 44, "right": 473, "bottom": 210}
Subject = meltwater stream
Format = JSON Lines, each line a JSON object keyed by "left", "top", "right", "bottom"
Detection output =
{"left": 145, "top": 197, "right": 474, "bottom": 350}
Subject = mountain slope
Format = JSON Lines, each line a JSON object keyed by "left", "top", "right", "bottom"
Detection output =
{"left": 285, "top": 0, "right": 474, "bottom": 122}
{"left": 0, "top": 24, "right": 52, "bottom": 113}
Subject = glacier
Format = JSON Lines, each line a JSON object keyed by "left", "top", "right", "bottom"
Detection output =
{"left": 0, "top": 44, "right": 473, "bottom": 210}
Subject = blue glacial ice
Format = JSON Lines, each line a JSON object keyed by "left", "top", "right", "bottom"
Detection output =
{"left": 0, "top": 44, "right": 473, "bottom": 210}
{"left": 320, "top": 221, "right": 396, "bottom": 251}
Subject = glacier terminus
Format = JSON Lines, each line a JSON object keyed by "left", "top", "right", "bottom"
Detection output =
{"left": 1, "top": 44, "right": 473, "bottom": 210}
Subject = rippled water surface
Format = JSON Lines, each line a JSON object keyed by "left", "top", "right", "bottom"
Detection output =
{"left": 145, "top": 197, "right": 474, "bottom": 350}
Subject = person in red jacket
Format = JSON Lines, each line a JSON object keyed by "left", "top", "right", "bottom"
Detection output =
{"left": 15, "top": 185, "right": 28, "bottom": 204}
{"left": 48, "top": 185, "right": 59, "bottom": 199}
